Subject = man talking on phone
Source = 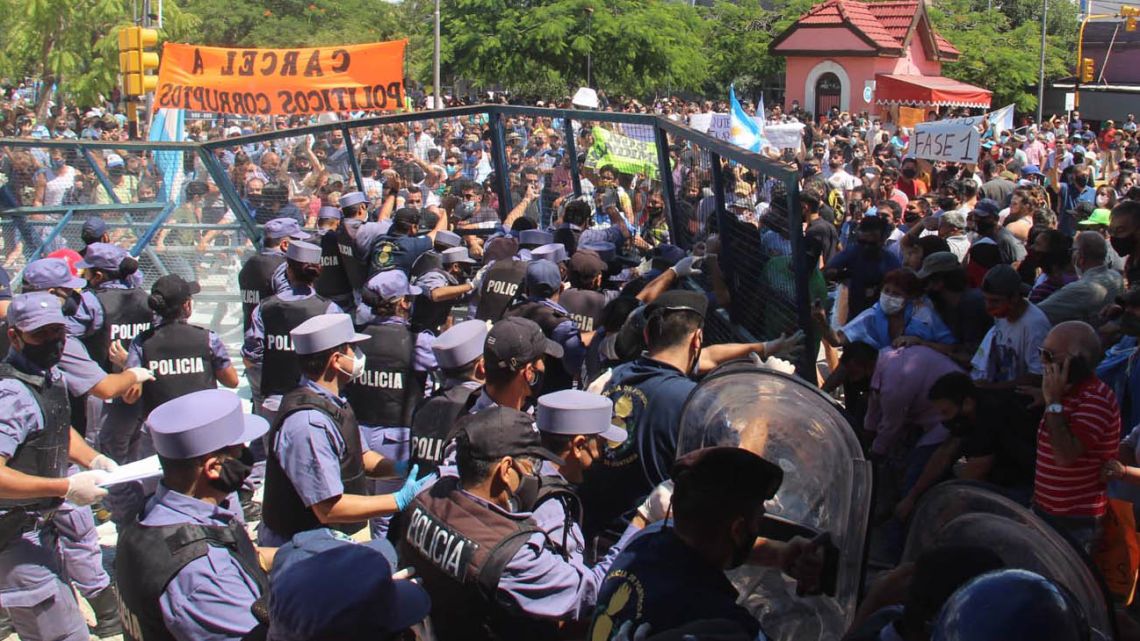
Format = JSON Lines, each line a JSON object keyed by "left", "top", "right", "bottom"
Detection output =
{"left": 1034, "top": 320, "right": 1121, "bottom": 553}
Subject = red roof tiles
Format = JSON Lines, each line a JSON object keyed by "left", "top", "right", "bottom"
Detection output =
{"left": 786, "top": 0, "right": 959, "bottom": 59}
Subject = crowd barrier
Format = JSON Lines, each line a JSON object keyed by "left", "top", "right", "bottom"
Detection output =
{"left": 0, "top": 106, "right": 811, "bottom": 376}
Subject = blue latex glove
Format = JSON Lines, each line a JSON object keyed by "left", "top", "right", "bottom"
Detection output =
{"left": 394, "top": 464, "right": 437, "bottom": 511}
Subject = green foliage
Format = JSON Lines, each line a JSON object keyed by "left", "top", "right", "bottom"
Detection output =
{"left": 929, "top": 0, "right": 1078, "bottom": 113}
{"left": 701, "top": 0, "right": 815, "bottom": 96}
{"left": 181, "top": 0, "right": 405, "bottom": 48}
{"left": 436, "top": 0, "right": 710, "bottom": 97}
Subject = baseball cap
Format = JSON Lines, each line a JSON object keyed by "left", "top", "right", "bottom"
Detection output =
{"left": 981, "top": 264, "right": 1024, "bottom": 297}
{"left": 75, "top": 243, "right": 129, "bottom": 271}
{"left": 972, "top": 199, "right": 1001, "bottom": 219}
{"left": 646, "top": 289, "right": 708, "bottom": 321}
{"left": 568, "top": 250, "right": 606, "bottom": 281}
{"left": 671, "top": 446, "right": 784, "bottom": 512}
{"left": 393, "top": 208, "right": 420, "bottom": 226}
{"left": 457, "top": 406, "right": 564, "bottom": 464}
{"left": 1079, "top": 208, "right": 1112, "bottom": 227}
{"left": 365, "top": 270, "right": 422, "bottom": 301}
{"left": 45, "top": 249, "right": 83, "bottom": 279}
{"left": 269, "top": 544, "right": 430, "bottom": 641}
{"left": 150, "top": 274, "right": 201, "bottom": 310}
{"left": 264, "top": 218, "right": 311, "bottom": 241}
{"left": 915, "top": 252, "right": 961, "bottom": 280}
{"left": 224, "top": 125, "right": 242, "bottom": 137}
{"left": 7, "top": 291, "right": 66, "bottom": 331}
{"left": 81, "top": 217, "right": 107, "bottom": 243}
{"left": 22, "top": 258, "right": 86, "bottom": 290}
{"left": 484, "top": 317, "right": 563, "bottom": 371}
{"left": 525, "top": 259, "right": 562, "bottom": 298}
{"left": 1021, "top": 164, "right": 1043, "bottom": 177}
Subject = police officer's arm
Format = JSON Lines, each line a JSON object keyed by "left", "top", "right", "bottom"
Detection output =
{"left": 68, "top": 427, "right": 101, "bottom": 468}
{"left": 429, "top": 282, "right": 475, "bottom": 302}
{"left": 697, "top": 331, "right": 804, "bottom": 370}
{"left": 0, "top": 457, "right": 70, "bottom": 500}
{"left": 362, "top": 450, "right": 400, "bottom": 477}
{"left": 216, "top": 365, "right": 240, "bottom": 389}
{"left": 310, "top": 493, "right": 400, "bottom": 524}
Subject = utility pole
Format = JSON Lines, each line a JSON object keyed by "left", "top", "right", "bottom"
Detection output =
{"left": 1037, "top": 0, "right": 1047, "bottom": 125}
{"left": 433, "top": 0, "right": 441, "bottom": 109}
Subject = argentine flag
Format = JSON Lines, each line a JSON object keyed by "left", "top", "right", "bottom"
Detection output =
{"left": 729, "top": 85, "right": 765, "bottom": 153}
{"left": 148, "top": 108, "right": 186, "bottom": 203}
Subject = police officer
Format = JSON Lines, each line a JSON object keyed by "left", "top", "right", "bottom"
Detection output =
{"left": 0, "top": 292, "right": 115, "bottom": 641}
{"left": 411, "top": 246, "right": 477, "bottom": 335}
{"left": 580, "top": 290, "right": 802, "bottom": 542}
{"left": 503, "top": 259, "right": 587, "bottom": 392}
{"left": 399, "top": 406, "right": 643, "bottom": 641}
{"left": 259, "top": 314, "right": 434, "bottom": 546}
{"left": 367, "top": 207, "right": 446, "bottom": 277}
{"left": 71, "top": 244, "right": 154, "bottom": 524}
{"left": 473, "top": 236, "right": 528, "bottom": 322}
{"left": 533, "top": 389, "right": 629, "bottom": 560}
{"left": 517, "top": 229, "right": 554, "bottom": 261}
{"left": 314, "top": 205, "right": 357, "bottom": 310}
{"left": 20, "top": 259, "right": 155, "bottom": 638}
{"left": 116, "top": 388, "right": 270, "bottom": 641}
{"left": 237, "top": 217, "right": 311, "bottom": 333}
{"left": 561, "top": 249, "right": 614, "bottom": 335}
{"left": 345, "top": 271, "right": 437, "bottom": 538}
{"left": 128, "top": 275, "right": 239, "bottom": 415}
{"left": 589, "top": 447, "right": 821, "bottom": 641}
{"left": 241, "top": 240, "right": 337, "bottom": 420}
{"left": 472, "top": 317, "right": 562, "bottom": 414}
{"left": 71, "top": 243, "right": 151, "bottom": 372}
{"left": 409, "top": 319, "right": 488, "bottom": 474}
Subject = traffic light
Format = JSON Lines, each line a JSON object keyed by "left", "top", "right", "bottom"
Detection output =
{"left": 117, "top": 26, "right": 160, "bottom": 97}
{"left": 1081, "top": 57, "right": 1095, "bottom": 83}
{"left": 1129, "top": 16, "right": 1137, "bottom": 31}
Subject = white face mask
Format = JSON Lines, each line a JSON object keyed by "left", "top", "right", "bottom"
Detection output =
{"left": 338, "top": 347, "right": 366, "bottom": 380}
{"left": 879, "top": 293, "right": 907, "bottom": 315}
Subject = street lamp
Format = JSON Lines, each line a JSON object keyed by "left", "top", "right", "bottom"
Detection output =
{"left": 434, "top": 0, "right": 441, "bottom": 110}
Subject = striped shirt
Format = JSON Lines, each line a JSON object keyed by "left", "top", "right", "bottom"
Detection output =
{"left": 1034, "top": 377, "right": 1121, "bottom": 517}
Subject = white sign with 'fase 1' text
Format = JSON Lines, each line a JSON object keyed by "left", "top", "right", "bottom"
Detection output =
{"left": 910, "top": 119, "right": 980, "bottom": 163}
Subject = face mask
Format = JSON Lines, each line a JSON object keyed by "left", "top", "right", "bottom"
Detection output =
{"left": 21, "top": 337, "right": 65, "bottom": 371}
{"left": 1097, "top": 195, "right": 1111, "bottom": 207}
{"left": 902, "top": 167, "right": 917, "bottom": 179}
{"left": 645, "top": 206, "right": 663, "bottom": 217}
{"left": 1112, "top": 235, "right": 1134, "bottom": 257}
{"left": 208, "top": 448, "right": 254, "bottom": 495}
{"left": 334, "top": 347, "right": 366, "bottom": 380}
{"left": 456, "top": 201, "right": 476, "bottom": 219}
{"left": 51, "top": 158, "right": 65, "bottom": 170}
{"left": 509, "top": 464, "right": 541, "bottom": 512}
{"left": 1120, "top": 314, "right": 1140, "bottom": 336}
{"left": 879, "top": 293, "right": 906, "bottom": 315}
{"left": 445, "top": 166, "right": 458, "bottom": 176}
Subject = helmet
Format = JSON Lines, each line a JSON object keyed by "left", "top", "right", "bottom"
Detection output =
{"left": 932, "top": 569, "right": 1089, "bottom": 641}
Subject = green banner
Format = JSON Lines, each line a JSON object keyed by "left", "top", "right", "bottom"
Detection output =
{"left": 585, "top": 126, "right": 659, "bottom": 180}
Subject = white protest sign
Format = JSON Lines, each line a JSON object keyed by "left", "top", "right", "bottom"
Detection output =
{"left": 764, "top": 123, "right": 805, "bottom": 150}
{"left": 689, "top": 113, "right": 713, "bottom": 133}
{"left": 911, "top": 119, "right": 980, "bottom": 163}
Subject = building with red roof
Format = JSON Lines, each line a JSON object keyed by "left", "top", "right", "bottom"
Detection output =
{"left": 770, "top": 0, "right": 990, "bottom": 120}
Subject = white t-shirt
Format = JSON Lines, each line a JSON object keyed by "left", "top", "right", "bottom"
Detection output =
{"left": 970, "top": 302, "right": 1051, "bottom": 383}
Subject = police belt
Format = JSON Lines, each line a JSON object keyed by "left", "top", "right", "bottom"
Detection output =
{"left": 0, "top": 506, "right": 60, "bottom": 549}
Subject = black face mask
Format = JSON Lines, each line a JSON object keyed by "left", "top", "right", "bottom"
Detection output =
{"left": 1112, "top": 235, "right": 1135, "bottom": 257}
{"left": 645, "top": 206, "right": 663, "bottom": 218}
{"left": 208, "top": 447, "right": 254, "bottom": 495}
{"left": 902, "top": 167, "right": 917, "bottom": 179}
{"left": 21, "top": 338, "right": 65, "bottom": 371}
{"left": 509, "top": 466, "right": 541, "bottom": 512}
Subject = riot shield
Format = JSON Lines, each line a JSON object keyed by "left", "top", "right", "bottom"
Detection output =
{"left": 675, "top": 358, "right": 872, "bottom": 641}
{"left": 903, "top": 480, "right": 1116, "bottom": 640}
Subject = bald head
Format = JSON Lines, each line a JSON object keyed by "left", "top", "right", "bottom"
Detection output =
{"left": 1075, "top": 231, "right": 1107, "bottom": 266}
{"left": 1043, "top": 320, "right": 1102, "bottom": 366}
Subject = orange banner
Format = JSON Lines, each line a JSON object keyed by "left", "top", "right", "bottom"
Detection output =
{"left": 154, "top": 40, "right": 407, "bottom": 115}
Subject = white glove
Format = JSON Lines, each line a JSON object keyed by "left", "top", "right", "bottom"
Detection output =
{"left": 65, "top": 471, "right": 109, "bottom": 506}
{"left": 127, "top": 367, "right": 155, "bottom": 383}
{"left": 89, "top": 454, "right": 119, "bottom": 473}
{"left": 670, "top": 256, "right": 702, "bottom": 279}
{"left": 636, "top": 479, "right": 674, "bottom": 523}
{"left": 763, "top": 330, "right": 805, "bottom": 359}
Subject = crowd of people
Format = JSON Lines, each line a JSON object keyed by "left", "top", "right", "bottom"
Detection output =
{"left": 2, "top": 79, "right": 1140, "bottom": 640}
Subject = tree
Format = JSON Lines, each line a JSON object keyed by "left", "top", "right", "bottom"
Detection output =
{"left": 180, "top": 0, "right": 405, "bottom": 48}
{"left": 435, "top": 0, "right": 711, "bottom": 98}
{"left": 930, "top": 0, "right": 1077, "bottom": 113}
{"left": 702, "top": 0, "right": 816, "bottom": 98}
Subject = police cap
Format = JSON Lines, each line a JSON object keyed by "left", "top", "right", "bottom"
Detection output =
{"left": 148, "top": 389, "right": 268, "bottom": 460}
{"left": 536, "top": 390, "right": 627, "bottom": 442}
{"left": 432, "top": 319, "right": 488, "bottom": 369}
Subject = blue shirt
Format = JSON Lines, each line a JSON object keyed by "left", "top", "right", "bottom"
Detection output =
{"left": 0, "top": 352, "right": 69, "bottom": 462}
{"left": 539, "top": 299, "right": 587, "bottom": 377}
{"left": 579, "top": 225, "right": 625, "bottom": 248}
{"left": 259, "top": 378, "right": 353, "bottom": 547}
{"left": 840, "top": 298, "right": 955, "bottom": 351}
{"left": 139, "top": 484, "right": 261, "bottom": 641}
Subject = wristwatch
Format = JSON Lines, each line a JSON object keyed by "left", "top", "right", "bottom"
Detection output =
{"left": 1045, "top": 403, "right": 1065, "bottom": 415}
